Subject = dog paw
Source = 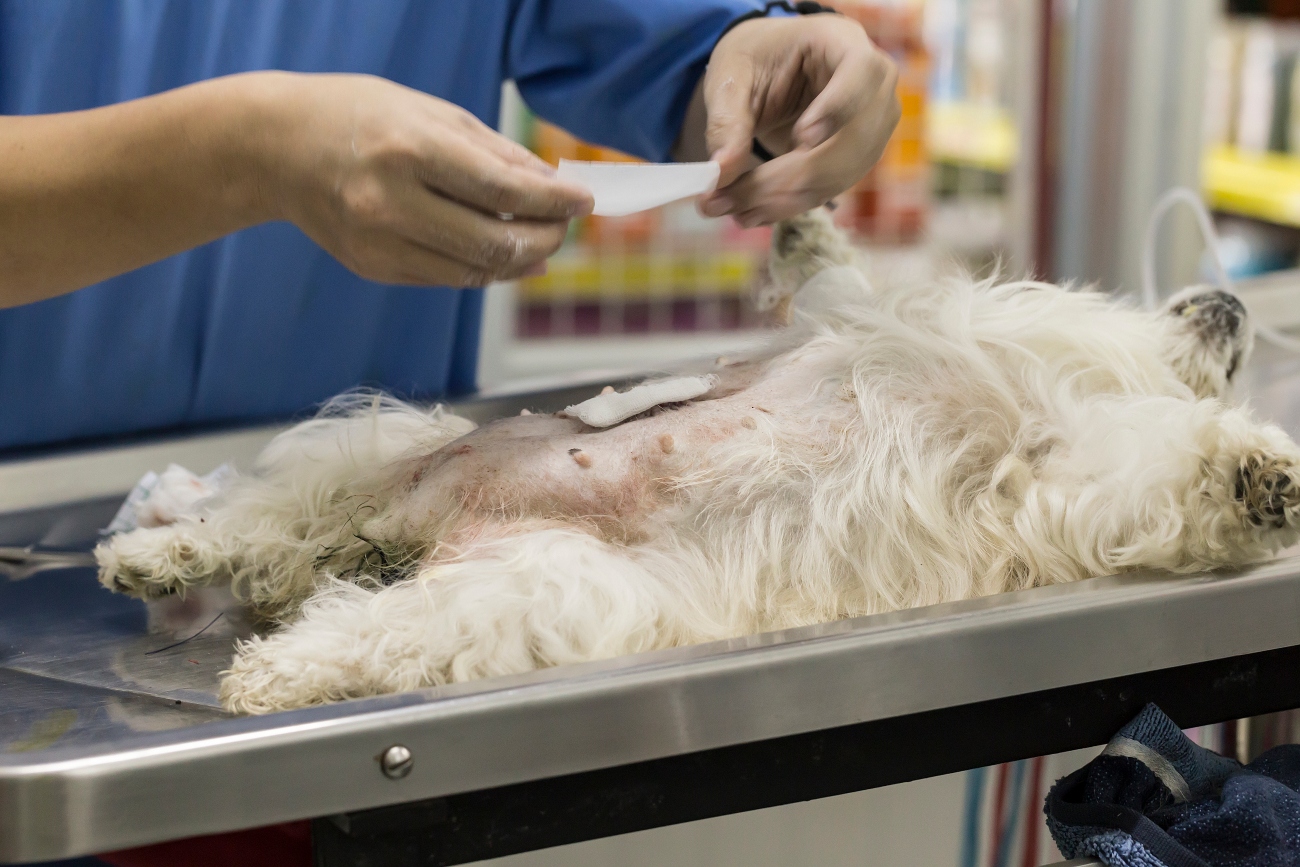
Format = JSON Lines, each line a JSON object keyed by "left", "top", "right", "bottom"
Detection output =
{"left": 95, "top": 524, "right": 216, "bottom": 599}
{"left": 1235, "top": 452, "right": 1300, "bottom": 529}
{"left": 220, "top": 633, "right": 353, "bottom": 714}
{"left": 220, "top": 639, "right": 296, "bottom": 714}
{"left": 767, "top": 210, "right": 856, "bottom": 292}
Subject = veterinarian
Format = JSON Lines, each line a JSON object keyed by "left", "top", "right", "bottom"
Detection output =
{"left": 0, "top": 1, "right": 897, "bottom": 453}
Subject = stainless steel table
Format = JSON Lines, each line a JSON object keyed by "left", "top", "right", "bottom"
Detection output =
{"left": 5, "top": 349, "right": 1300, "bottom": 865}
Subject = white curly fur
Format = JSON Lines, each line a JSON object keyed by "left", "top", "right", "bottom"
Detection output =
{"left": 96, "top": 211, "right": 1300, "bottom": 714}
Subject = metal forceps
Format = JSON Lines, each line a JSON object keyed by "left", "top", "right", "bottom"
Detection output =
{"left": 0, "top": 545, "right": 97, "bottom": 581}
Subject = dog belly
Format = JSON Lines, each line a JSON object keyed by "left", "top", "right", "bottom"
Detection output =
{"left": 379, "top": 351, "right": 841, "bottom": 545}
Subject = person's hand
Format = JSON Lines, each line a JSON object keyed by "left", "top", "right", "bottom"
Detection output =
{"left": 697, "top": 14, "right": 899, "bottom": 227}
{"left": 253, "top": 73, "right": 593, "bottom": 287}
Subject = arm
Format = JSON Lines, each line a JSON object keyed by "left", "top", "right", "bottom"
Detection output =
{"left": 0, "top": 75, "right": 266, "bottom": 308}
{"left": 0, "top": 72, "right": 593, "bottom": 309}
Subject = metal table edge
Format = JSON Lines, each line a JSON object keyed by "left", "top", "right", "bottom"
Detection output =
{"left": 4, "top": 556, "right": 1300, "bottom": 860}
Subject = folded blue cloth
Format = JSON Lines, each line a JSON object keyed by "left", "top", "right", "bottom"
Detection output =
{"left": 1046, "top": 704, "right": 1300, "bottom": 867}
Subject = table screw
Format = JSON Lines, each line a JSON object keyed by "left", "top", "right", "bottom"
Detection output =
{"left": 380, "top": 744, "right": 413, "bottom": 779}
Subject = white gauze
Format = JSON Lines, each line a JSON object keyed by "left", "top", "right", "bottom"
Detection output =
{"left": 565, "top": 375, "right": 717, "bottom": 428}
{"left": 557, "top": 160, "right": 721, "bottom": 217}
{"left": 105, "top": 463, "right": 236, "bottom": 534}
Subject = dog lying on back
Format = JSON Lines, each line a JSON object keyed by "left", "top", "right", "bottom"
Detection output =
{"left": 97, "top": 211, "right": 1300, "bottom": 714}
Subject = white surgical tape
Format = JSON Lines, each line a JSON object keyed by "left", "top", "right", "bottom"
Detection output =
{"left": 565, "top": 375, "right": 717, "bottom": 428}
{"left": 1142, "top": 186, "right": 1300, "bottom": 353}
{"left": 557, "top": 160, "right": 721, "bottom": 217}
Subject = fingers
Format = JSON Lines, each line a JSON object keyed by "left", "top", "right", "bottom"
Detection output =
{"left": 427, "top": 101, "right": 566, "bottom": 184}
{"left": 335, "top": 225, "right": 549, "bottom": 288}
{"left": 420, "top": 134, "right": 593, "bottom": 221}
{"left": 329, "top": 166, "right": 569, "bottom": 285}
{"left": 383, "top": 107, "right": 584, "bottom": 275}
{"left": 720, "top": 72, "right": 898, "bottom": 225}
{"left": 469, "top": 122, "right": 565, "bottom": 178}
{"left": 697, "top": 14, "right": 901, "bottom": 225}
{"left": 436, "top": 154, "right": 592, "bottom": 221}
{"left": 385, "top": 181, "right": 569, "bottom": 276}
{"left": 718, "top": 152, "right": 833, "bottom": 227}
{"left": 702, "top": 60, "right": 758, "bottom": 189}
{"left": 282, "top": 76, "right": 584, "bottom": 286}
{"left": 698, "top": 66, "right": 760, "bottom": 218}
{"left": 791, "top": 49, "right": 878, "bottom": 150}
{"left": 719, "top": 60, "right": 898, "bottom": 224}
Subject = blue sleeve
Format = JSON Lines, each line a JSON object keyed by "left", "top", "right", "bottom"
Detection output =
{"left": 506, "top": 0, "right": 783, "bottom": 162}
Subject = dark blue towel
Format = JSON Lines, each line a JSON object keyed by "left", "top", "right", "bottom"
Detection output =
{"left": 1046, "top": 704, "right": 1300, "bottom": 867}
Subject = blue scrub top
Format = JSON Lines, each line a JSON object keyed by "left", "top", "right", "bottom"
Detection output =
{"left": 0, "top": 0, "right": 773, "bottom": 451}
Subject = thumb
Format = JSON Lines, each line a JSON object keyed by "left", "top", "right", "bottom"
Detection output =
{"left": 703, "top": 63, "right": 757, "bottom": 188}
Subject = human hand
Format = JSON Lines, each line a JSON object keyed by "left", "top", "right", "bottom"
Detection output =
{"left": 253, "top": 73, "right": 593, "bottom": 286}
{"left": 697, "top": 14, "right": 899, "bottom": 227}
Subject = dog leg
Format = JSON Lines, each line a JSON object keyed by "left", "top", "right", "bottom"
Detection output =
{"left": 219, "top": 526, "right": 707, "bottom": 713}
{"left": 97, "top": 477, "right": 425, "bottom": 618}
{"left": 1023, "top": 399, "right": 1300, "bottom": 580}
{"left": 253, "top": 393, "right": 475, "bottom": 482}
{"left": 1201, "top": 408, "right": 1300, "bottom": 549}
{"left": 98, "top": 397, "right": 473, "bottom": 617}
{"left": 760, "top": 209, "right": 863, "bottom": 323}
{"left": 96, "top": 520, "right": 231, "bottom": 600}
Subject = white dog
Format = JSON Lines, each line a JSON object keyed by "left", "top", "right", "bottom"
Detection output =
{"left": 97, "top": 211, "right": 1300, "bottom": 714}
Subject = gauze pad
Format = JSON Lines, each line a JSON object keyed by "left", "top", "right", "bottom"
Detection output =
{"left": 557, "top": 160, "right": 721, "bottom": 217}
{"left": 565, "top": 375, "right": 717, "bottom": 428}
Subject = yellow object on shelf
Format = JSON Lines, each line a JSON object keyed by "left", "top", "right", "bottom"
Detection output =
{"left": 926, "top": 101, "right": 1017, "bottom": 173}
{"left": 519, "top": 251, "right": 757, "bottom": 301}
{"left": 1203, "top": 145, "right": 1300, "bottom": 227}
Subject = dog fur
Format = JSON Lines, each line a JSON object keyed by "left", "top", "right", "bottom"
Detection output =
{"left": 96, "top": 211, "right": 1300, "bottom": 714}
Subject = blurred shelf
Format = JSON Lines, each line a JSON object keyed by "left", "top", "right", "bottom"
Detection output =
{"left": 927, "top": 197, "right": 1007, "bottom": 254}
{"left": 1203, "top": 145, "right": 1300, "bottom": 227}
{"left": 926, "top": 101, "right": 1017, "bottom": 173}
{"left": 520, "top": 250, "right": 759, "bottom": 300}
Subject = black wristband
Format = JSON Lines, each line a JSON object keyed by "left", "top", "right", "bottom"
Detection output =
{"left": 716, "top": 2, "right": 842, "bottom": 163}
{"left": 750, "top": 139, "right": 777, "bottom": 162}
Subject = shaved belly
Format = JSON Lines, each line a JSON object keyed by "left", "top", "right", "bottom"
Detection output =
{"left": 366, "top": 348, "right": 846, "bottom": 546}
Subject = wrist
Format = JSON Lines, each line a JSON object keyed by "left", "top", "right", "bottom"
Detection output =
{"left": 714, "top": 1, "right": 823, "bottom": 47}
{"left": 196, "top": 71, "right": 302, "bottom": 226}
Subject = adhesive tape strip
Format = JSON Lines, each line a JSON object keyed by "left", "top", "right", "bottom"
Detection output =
{"left": 557, "top": 160, "right": 721, "bottom": 217}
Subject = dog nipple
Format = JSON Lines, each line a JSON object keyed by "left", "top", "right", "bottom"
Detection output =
{"left": 601, "top": 385, "right": 616, "bottom": 394}
{"left": 520, "top": 408, "right": 532, "bottom": 416}
{"left": 741, "top": 417, "right": 757, "bottom": 430}
{"left": 657, "top": 434, "right": 675, "bottom": 454}
{"left": 569, "top": 448, "right": 592, "bottom": 468}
